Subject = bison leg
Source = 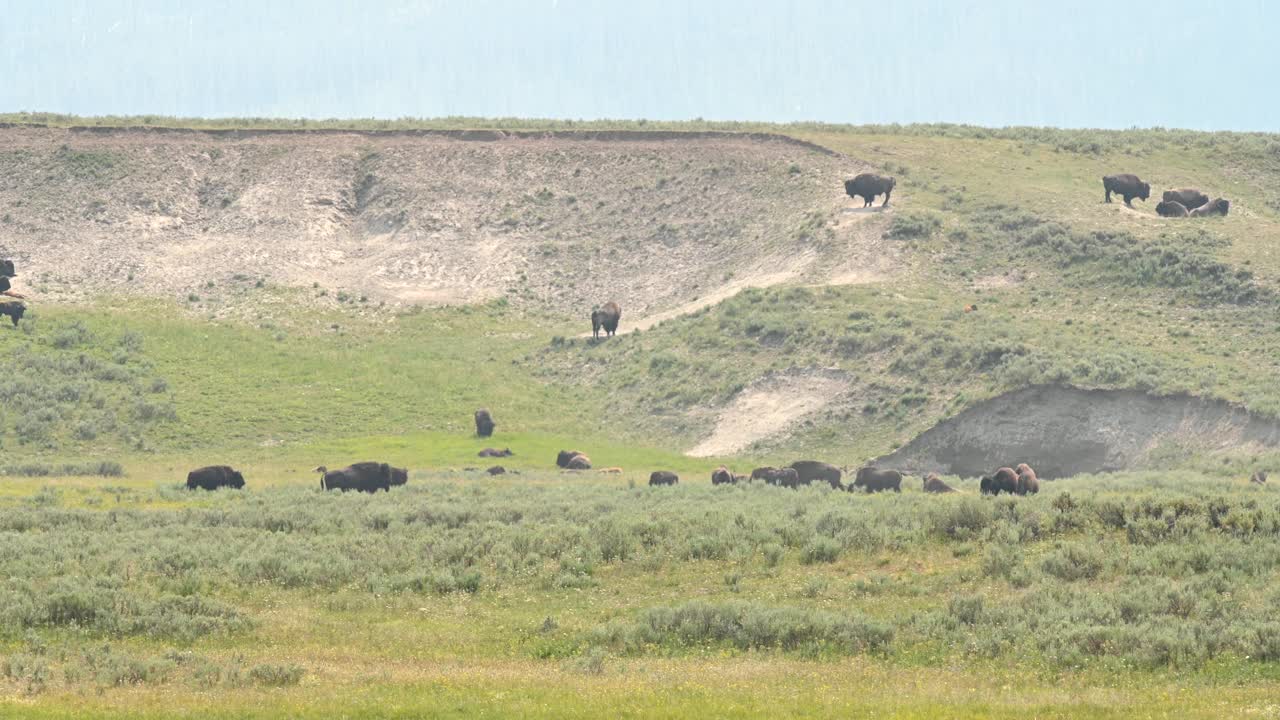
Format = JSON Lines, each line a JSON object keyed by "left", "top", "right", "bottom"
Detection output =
{"left": 881, "top": 189, "right": 891, "bottom": 207}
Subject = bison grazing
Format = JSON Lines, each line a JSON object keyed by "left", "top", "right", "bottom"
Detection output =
{"left": 853, "top": 467, "right": 903, "bottom": 493}
{"left": 789, "top": 461, "right": 843, "bottom": 489}
{"left": 1155, "top": 200, "right": 1189, "bottom": 218}
{"left": 649, "top": 471, "right": 679, "bottom": 486}
{"left": 474, "top": 409, "right": 496, "bottom": 437}
{"left": 0, "top": 300, "right": 24, "bottom": 327}
{"left": 711, "top": 466, "right": 735, "bottom": 485}
{"left": 591, "top": 301, "right": 622, "bottom": 339}
{"left": 478, "top": 447, "right": 513, "bottom": 458}
{"left": 1163, "top": 188, "right": 1209, "bottom": 211}
{"left": 186, "top": 465, "right": 245, "bottom": 490}
{"left": 980, "top": 467, "right": 1019, "bottom": 496}
{"left": 922, "top": 473, "right": 956, "bottom": 494}
{"left": 1190, "top": 198, "right": 1230, "bottom": 217}
{"left": 844, "top": 173, "right": 896, "bottom": 208}
{"left": 1015, "top": 463, "right": 1039, "bottom": 495}
{"left": 316, "top": 461, "right": 407, "bottom": 493}
{"left": 751, "top": 466, "right": 799, "bottom": 488}
{"left": 1251, "top": 471, "right": 1268, "bottom": 485}
{"left": 1102, "top": 174, "right": 1150, "bottom": 206}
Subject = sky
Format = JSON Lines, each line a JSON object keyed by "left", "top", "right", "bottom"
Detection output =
{"left": 2, "top": 0, "right": 1278, "bottom": 130}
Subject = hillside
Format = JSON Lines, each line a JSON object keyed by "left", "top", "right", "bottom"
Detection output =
{"left": 3, "top": 119, "right": 1280, "bottom": 471}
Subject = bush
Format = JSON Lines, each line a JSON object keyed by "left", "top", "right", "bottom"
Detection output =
{"left": 248, "top": 663, "right": 306, "bottom": 687}
{"left": 886, "top": 211, "right": 942, "bottom": 239}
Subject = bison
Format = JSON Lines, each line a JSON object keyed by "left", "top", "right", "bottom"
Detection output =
{"left": 1251, "top": 471, "right": 1268, "bottom": 485}
{"left": 789, "top": 460, "right": 843, "bottom": 489}
{"left": 844, "top": 173, "right": 895, "bottom": 208}
{"left": 556, "top": 450, "right": 586, "bottom": 468}
{"left": 566, "top": 454, "right": 592, "bottom": 470}
{"left": 591, "top": 301, "right": 622, "bottom": 339}
{"left": 0, "top": 300, "right": 24, "bottom": 327}
{"left": 1190, "top": 198, "right": 1230, "bottom": 217}
{"left": 316, "top": 462, "right": 406, "bottom": 493}
{"left": 922, "top": 473, "right": 957, "bottom": 493}
{"left": 853, "top": 467, "right": 903, "bottom": 493}
{"left": 486, "top": 465, "right": 506, "bottom": 476}
{"left": 186, "top": 465, "right": 245, "bottom": 490}
{"left": 474, "top": 409, "right": 496, "bottom": 437}
{"left": 751, "top": 466, "right": 799, "bottom": 488}
{"left": 1163, "top": 188, "right": 1209, "bottom": 211}
{"left": 711, "top": 466, "right": 735, "bottom": 485}
{"left": 649, "top": 471, "right": 679, "bottom": 486}
{"left": 980, "top": 467, "right": 1019, "bottom": 495}
{"left": 1155, "top": 200, "right": 1189, "bottom": 218}
{"left": 1102, "top": 174, "right": 1150, "bottom": 206}
{"left": 478, "top": 447, "right": 513, "bottom": 458}
{"left": 1015, "top": 463, "right": 1039, "bottom": 495}
{"left": 0, "top": 259, "right": 14, "bottom": 278}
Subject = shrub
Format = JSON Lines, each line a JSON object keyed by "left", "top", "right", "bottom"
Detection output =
{"left": 248, "top": 663, "right": 305, "bottom": 687}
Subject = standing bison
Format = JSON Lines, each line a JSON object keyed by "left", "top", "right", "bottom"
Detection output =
{"left": 316, "top": 462, "right": 407, "bottom": 493}
{"left": 844, "top": 173, "right": 896, "bottom": 208}
{"left": 980, "top": 467, "right": 1019, "bottom": 495}
{"left": 751, "top": 466, "right": 800, "bottom": 488}
{"left": 789, "top": 461, "right": 843, "bottom": 489}
{"left": 1015, "top": 463, "right": 1039, "bottom": 495}
{"left": 853, "top": 467, "right": 903, "bottom": 493}
{"left": 0, "top": 300, "right": 24, "bottom": 327}
{"left": 1190, "top": 198, "right": 1230, "bottom": 217}
{"left": 1155, "top": 200, "right": 1189, "bottom": 218}
{"left": 711, "top": 466, "right": 735, "bottom": 485}
{"left": 922, "top": 473, "right": 957, "bottom": 494}
{"left": 186, "top": 465, "right": 245, "bottom": 490}
{"left": 649, "top": 471, "right": 679, "bottom": 486}
{"left": 1102, "top": 174, "right": 1150, "bottom": 206}
{"left": 474, "top": 409, "right": 496, "bottom": 437}
{"left": 591, "top": 301, "right": 622, "bottom": 339}
{"left": 1163, "top": 188, "right": 1209, "bottom": 211}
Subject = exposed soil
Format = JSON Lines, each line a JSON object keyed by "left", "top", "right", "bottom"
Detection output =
{"left": 872, "top": 385, "right": 1280, "bottom": 479}
{"left": 687, "top": 369, "right": 851, "bottom": 457}
{"left": 0, "top": 126, "right": 885, "bottom": 320}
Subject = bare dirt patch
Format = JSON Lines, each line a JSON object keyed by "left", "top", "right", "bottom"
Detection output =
{"left": 687, "top": 370, "right": 851, "bottom": 457}
{"left": 872, "top": 385, "right": 1280, "bottom": 478}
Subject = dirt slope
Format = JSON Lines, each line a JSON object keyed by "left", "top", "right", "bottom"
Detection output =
{"left": 0, "top": 127, "right": 888, "bottom": 320}
{"left": 872, "top": 385, "right": 1280, "bottom": 478}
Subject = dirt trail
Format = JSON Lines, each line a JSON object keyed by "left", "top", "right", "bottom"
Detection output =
{"left": 688, "top": 371, "right": 851, "bottom": 457}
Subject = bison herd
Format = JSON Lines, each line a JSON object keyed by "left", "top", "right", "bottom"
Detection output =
{"left": 1102, "top": 174, "right": 1230, "bottom": 218}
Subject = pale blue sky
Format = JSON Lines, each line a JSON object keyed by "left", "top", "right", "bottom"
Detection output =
{"left": 2, "top": 0, "right": 1277, "bottom": 130}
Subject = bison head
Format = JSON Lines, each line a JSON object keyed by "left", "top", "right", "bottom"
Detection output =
{"left": 230, "top": 471, "right": 245, "bottom": 488}
{"left": 1139, "top": 182, "right": 1151, "bottom": 201}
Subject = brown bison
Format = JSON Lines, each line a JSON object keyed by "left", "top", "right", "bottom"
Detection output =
{"left": 1155, "top": 200, "right": 1189, "bottom": 218}
{"left": 566, "top": 454, "right": 592, "bottom": 470}
{"left": 556, "top": 450, "right": 586, "bottom": 468}
{"left": 752, "top": 466, "right": 800, "bottom": 488}
{"left": 1190, "top": 198, "right": 1230, "bottom": 217}
{"left": 789, "top": 460, "right": 844, "bottom": 489}
{"left": 478, "top": 447, "right": 513, "bottom": 458}
{"left": 486, "top": 465, "right": 506, "bottom": 476}
{"left": 853, "top": 467, "right": 903, "bottom": 493}
{"left": 0, "top": 300, "right": 24, "bottom": 327}
{"left": 1103, "top": 174, "right": 1150, "bottom": 206}
{"left": 711, "top": 466, "right": 735, "bottom": 485}
{"left": 649, "top": 471, "right": 679, "bottom": 486}
{"left": 980, "top": 467, "right": 1019, "bottom": 495}
{"left": 1015, "top": 463, "right": 1039, "bottom": 495}
{"left": 1251, "top": 471, "right": 1268, "bottom": 485}
{"left": 186, "top": 465, "right": 245, "bottom": 490}
{"left": 591, "top": 301, "right": 622, "bottom": 339}
{"left": 922, "top": 473, "right": 957, "bottom": 494}
{"left": 1163, "top": 188, "right": 1209, "bottom": 211}
{"left": 0, "top": 259, "right": 14, "bottom": 278}
{"left": 474, "top": 409, "right": 496, "bottom": 437}
{"left": 844, "top": 173, "right": 896, "bottom": 207}
{"left": 316, "top": 461, "right": 407, "bottom": 492}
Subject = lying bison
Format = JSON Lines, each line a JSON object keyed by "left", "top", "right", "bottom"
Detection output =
{"left": 1190, "top": 198, "right": 1230, "bottom": 217}
{"left": 789, "top": 460, "right": 843, "bottom": 489}
{"left": 1155, "top": 200, "right": 1189, "bottom": 218}
{"left": 1163, "top": 188, "right": 1208, "bottom": 211}
{"left": 853, "top": 467, "right": 903, "bottom": 493}
{"left": 844, "top": 173, "right": 896, "bottom": 208}
{"left": 486, "top": 465, "right": 506, "bottom": 476}
{"left": 316, "top": 462, "right": 407, "bottom": 493}
{"left": 1015, "top": 463, "right": 1039, "bottom": 495}
{"left": 922, "top": 473, "right": 956, "bottom": 494}
{"left": 474, "top": 408, "right": 496, "bottom": 437}
{"left": 566, "top": 454, "right": 592, "bottom": 470}
{"left": 186, "top": 465, "right": 245, "bottom": 490}
{"left": 751, "top": 466, "right": 800, "bottom": 488}
{"left": 0, "top": 300, "right": 24, "bottom": 327}
{"left": 556, "top": 450, "right": 586, "bottom": 468}
{"left": 711, "top": 466, "right": 735, "bottom": 485}
{"left": 478, "top": 447, "right": 513, "bottom": 458}
{"left": 649, "top": 471, "right": 679, "bottom": 486}
{"left": 980, "top": 467, "right": 1019, "bottom": 495}
{"left": 1103, "top": 174, "right": 1150, "bottom": 206}
{"left": 591, "top": 301, "right": 622, "bottom": 339}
